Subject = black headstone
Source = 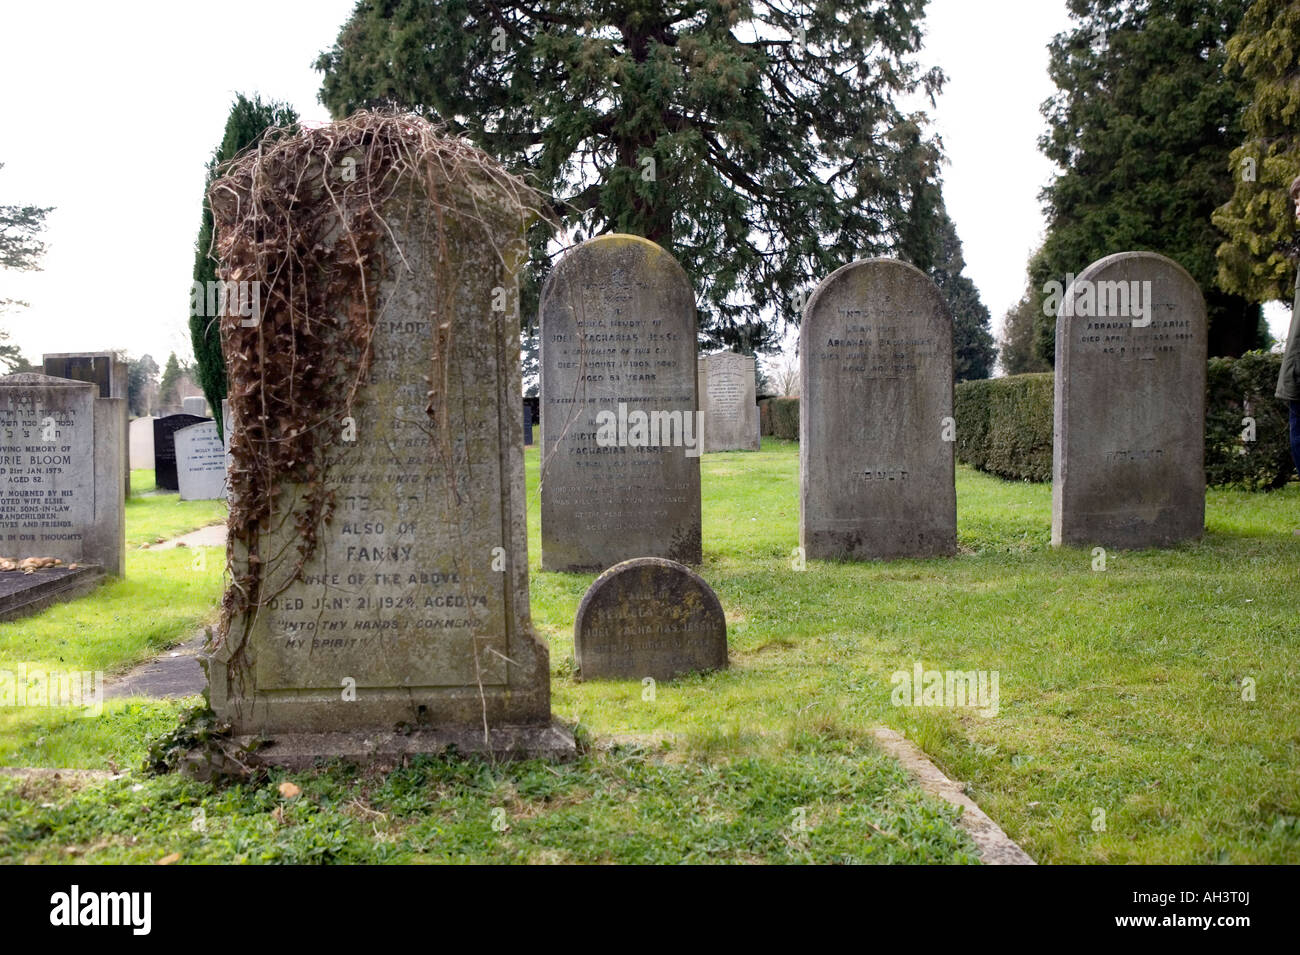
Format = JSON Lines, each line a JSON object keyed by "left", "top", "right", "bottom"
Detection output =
{"left": 524, "top": 402, "right": 533, "bottom": 446}
{"left": 153, "top": 414, "right": 209, "bottom": 491}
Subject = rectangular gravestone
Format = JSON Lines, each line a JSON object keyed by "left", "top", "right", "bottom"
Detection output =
{"left": 182, "top": 395, "right": 208, "bottom": 417}
{"left": 0, "top": 374, "right": 125, "bottom": 576}
{"left": 800, "top": 258, "right": 956, "bottom": 560}
{"left": 540, "top": 234, "right": 702, "bottom": 572}
{"left": 204, "top": 118, "right": 566, "bottom": 762}
{"left": 129, "top": 416, "right": 155, "bottom": 470}
{"left": 43, "top": 352, "right": 129, "bottom": 497}
{"left": 524, "top": 401, "right": 533, "bottom": 446}
{"left": 698, "top": 352, "right": 760, "bottom": 452}
{"left": 1052, "top": 252, "right": 1207, "bottom": 548}
{"left": 153, "top": 413, "right": 209, "bottom": 491}
{"left": 174, "top": 420, "right": 227, "bottom": 501}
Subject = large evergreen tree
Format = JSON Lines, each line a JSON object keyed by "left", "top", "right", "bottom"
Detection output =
{"left": 904, "top": 199, "right": 995, "bottom": 381}
{"left": 158, "top": 352, "right": 183, "bottom": 411}
{"left": 189, "top": 94, "right": 298, "bottom": 430}
{"left": 1212, "top": 0, "right": 1300, "bottom": 306}
{"left": 127, "top": 354, "right": 160, "bottom": 416}
{"left": 1030, "top": 0, "right": 1264, "bottom": 363}
{"left": 998, "top": 281, "right": 1051, "bottom": 376}
{"left": 315, "top": 0, "right": 946, "bottom": 353}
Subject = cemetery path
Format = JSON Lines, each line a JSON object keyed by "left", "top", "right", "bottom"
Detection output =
{"left": 103, "top": 522, "right": 225, "bottom": 698}
{"left": 104, "top": 628, "right": 207, "bottom": 700}
{"left": 141, "top": 523, "right": 226, "bottom": 549}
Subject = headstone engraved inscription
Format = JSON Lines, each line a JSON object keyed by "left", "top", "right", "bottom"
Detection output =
{"left": 539, "top": 234, "right": 702, "bottom": 572}
{"left": 800, "top": 259, "right": 957, "bottom": 560}
{"left": 0, "top": 374, "right": 125, "bottom": 576}
{"left": 1052, "top": 251, "right": 1207, "bottom": 548}
{"left": 698, "top": 351, "right": 760, "bottom": 452}
{"left": 203, "top": 116, "right": 568, "bottom": 762}
{"left": 574, "top": 557, "right": 728, "bottom": 680}
{"left": 174, "top": 420, "right": 227, "bottom": 501}
{"left": 43, "top": 352, "right": 130, "bottom": 497}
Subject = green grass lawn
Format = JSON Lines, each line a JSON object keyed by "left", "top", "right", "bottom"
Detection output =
{"left": 1, "top": 444, "right": 1297, "bottom": 864}
{"left": 127, "top": 468, "right": 228, "bottom": 548}
{"left": 0, "top": 470, "right": 226, "bottom": 769}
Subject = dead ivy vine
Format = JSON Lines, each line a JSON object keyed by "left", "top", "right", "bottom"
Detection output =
{"left": 207, "top": 111, "right": 543, "bottom": 688}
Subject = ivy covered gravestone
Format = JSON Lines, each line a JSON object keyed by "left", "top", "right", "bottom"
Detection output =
{"left": 203, "top": 113, "right": 571, "bottom": 763}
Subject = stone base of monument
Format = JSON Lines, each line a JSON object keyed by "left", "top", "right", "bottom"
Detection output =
{"left": 233, "top": 724, "right": 577, "bottom": 769}
{"left": 0, "top": 564, "right": 106, "bottom": 623}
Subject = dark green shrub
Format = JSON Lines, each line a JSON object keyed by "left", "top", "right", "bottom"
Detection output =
{"left": 953, "top": 357, "right": 1293, "bottom": 490}
{"left": 954, "top": 373, "right": 1053, "bottom": 481}
{"left": 766, "top": 397, "right": 799, "bottom": 440}
{"left": 1205, "top": 350, "right": 1292, "bottom": 490}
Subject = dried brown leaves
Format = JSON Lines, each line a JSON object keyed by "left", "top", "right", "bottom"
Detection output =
{"left": 208, "top": 110, "right": 543, "bottom": 650}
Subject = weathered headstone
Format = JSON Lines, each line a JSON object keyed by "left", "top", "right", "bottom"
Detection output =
{"left": 1052, "top": 251, "right": 1207, "bottom": 548}
{"left": 574, "top": 557, "right": 727, "bottom": 680}
{"left": 152, "top": 413, "right": 208, "bottom": 491}
{"left": 540, "top": 234, "right": 702, "bottom": 572}
{"left": 43, "top": 352, "right": 129, "bottom": 496}
{"left": 129, "top": 416, "right": 156, "bottom": 470}
{"left": 204, "top": 116, "right": 566, "bottom": 762}
{"left": 697, "top": 352, "right": 760, "bottom": 452}
{"left": 0, "top": 374, "right": 125, "bottom": 576}
{"left": 182, "top": 395, "right": 209, "bottom": 417}
{"left": 800, "top": 258, "right": 956, "bottom": 560}
{"left": 174, "top": 420, "right": 227, "bottom": 501}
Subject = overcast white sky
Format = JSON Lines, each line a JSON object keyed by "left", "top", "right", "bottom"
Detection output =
{"left": 0, "top": 0, "right": 1286, "bottom": 370}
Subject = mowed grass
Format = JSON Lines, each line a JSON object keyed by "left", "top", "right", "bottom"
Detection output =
{"left": 126, "top": 468, "right": 227, "bottom": 548}
{"left": 532, "top": 439, "right": 1300, "bottom": 864}
{"left": 0, "top": 470, "right": 225, "bottom": 769}
{"left": 1, "top": 444, "right": 1297, "bottom": 863}
{"left": 0, "top": 462, "right": 977, "bottom": 864}
{"left": 0, "top": 736, "right": 974, "bottom": 864}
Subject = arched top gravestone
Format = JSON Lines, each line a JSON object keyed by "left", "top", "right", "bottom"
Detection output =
{"left": 1052, "top": 251, "right": 1207, "bottom": 549}
{"left": 539, "top": 234, "right": 701, "bottom": 572}
{"left": 574, "top": 557, "right": 727, "bottom": 681}
{"left": 799, "top": 258, "right": 956, "bottom": 560}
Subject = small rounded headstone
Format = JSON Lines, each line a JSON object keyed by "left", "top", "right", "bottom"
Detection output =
{"left": 574, "top": 558, "right": 727, "bottom": 681}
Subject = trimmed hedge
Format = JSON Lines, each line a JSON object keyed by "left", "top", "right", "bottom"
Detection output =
{"left": 953, "top": 373, "right": 1054, "bottom": 482}
{"left": 1206, "top": 351, "right": 1292, "bottom": 491}
{"left": 759, "top": 397, "right": 799, "bottom": 440}
{"left": 954, "top": 355, "right": 1293, "bottom": 490}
